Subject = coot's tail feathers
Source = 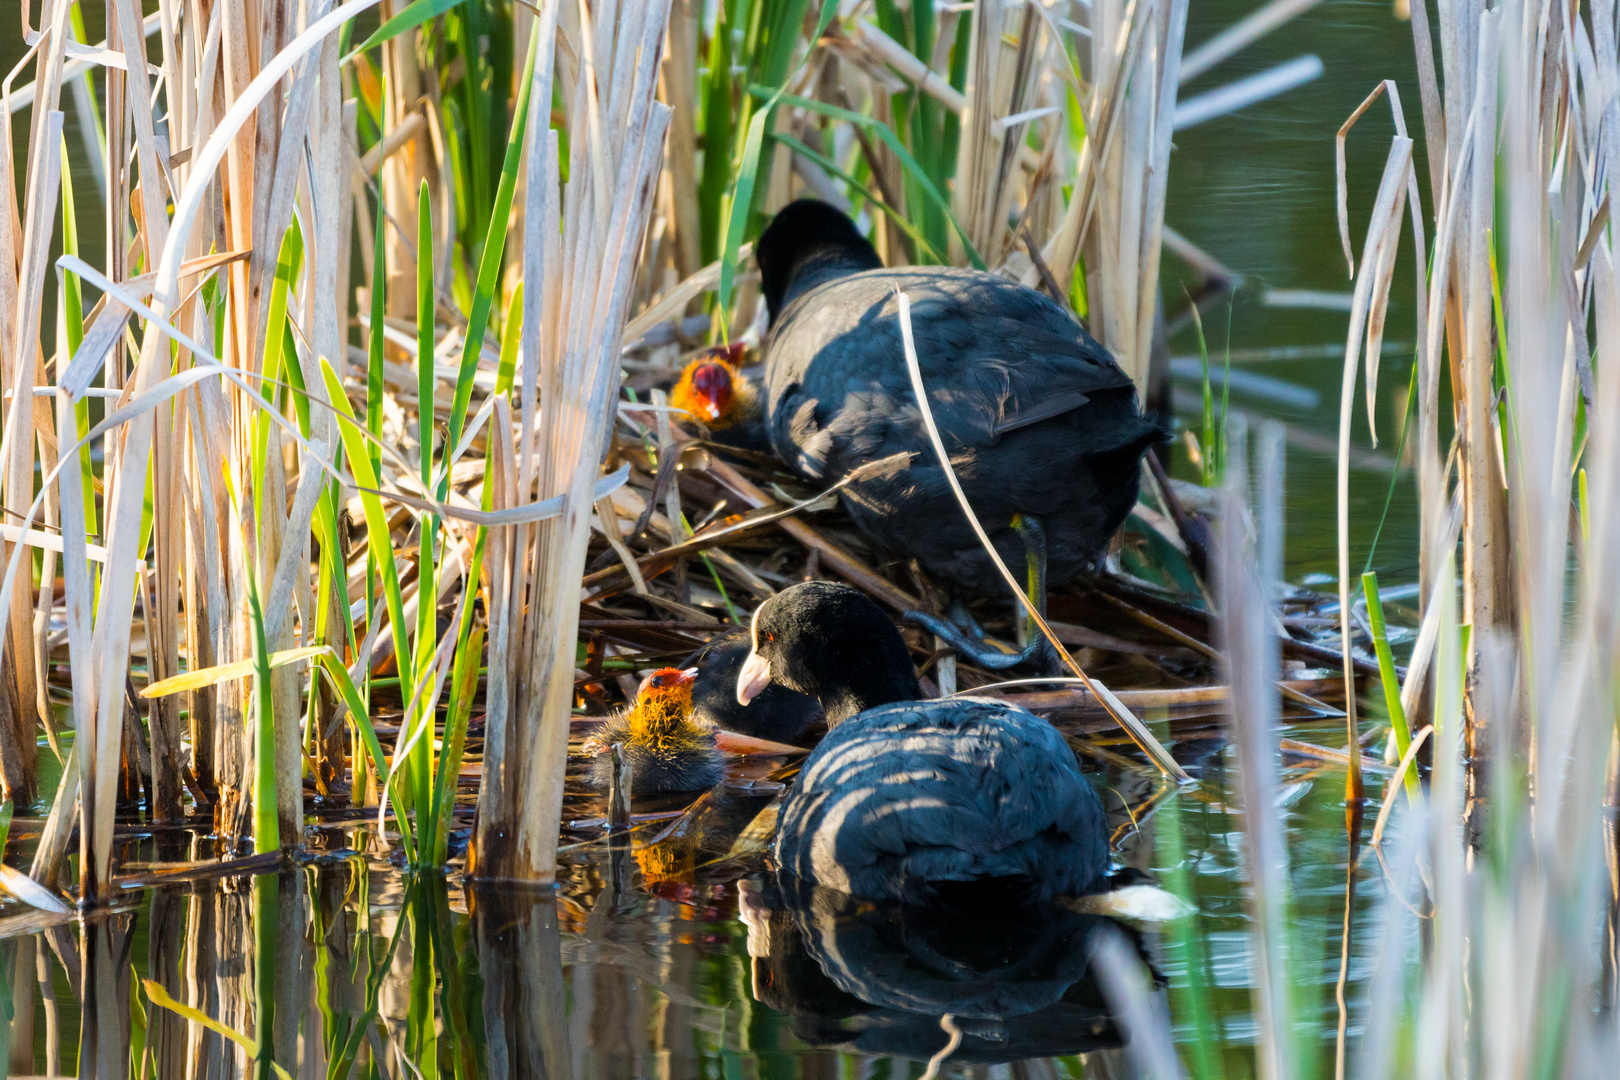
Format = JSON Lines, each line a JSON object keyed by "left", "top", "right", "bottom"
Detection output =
{"left": 774, "top": 701, "right": 1108, "bottom": 905}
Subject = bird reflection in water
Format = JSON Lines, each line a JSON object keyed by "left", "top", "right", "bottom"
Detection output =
{"left": 736, "top": 873, "right": 1161, "bottom": 1073}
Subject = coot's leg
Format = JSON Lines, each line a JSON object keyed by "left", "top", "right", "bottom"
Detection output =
{"left": 946, "top": 599, "right": 985, "bottom": 639}
{"left": 900, "top": 515, "right": 1055, "bottom": 671}
{"left": 1010, "top": 513, "right": 1059, "bottom": 672}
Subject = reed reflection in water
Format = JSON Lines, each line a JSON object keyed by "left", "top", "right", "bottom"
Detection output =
{"left": 0, "top": 845, "right": 1158, "bottom": 1079}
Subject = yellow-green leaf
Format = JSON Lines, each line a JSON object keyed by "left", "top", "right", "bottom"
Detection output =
{"left": 142, "top": 645, "right": 332, "bottom": 699}
{"left": 141, "top": 980, "right": 293, "bottom": 1080}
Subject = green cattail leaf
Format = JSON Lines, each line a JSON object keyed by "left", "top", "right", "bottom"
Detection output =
{"left": 445, "top": 19, "right": 541, "bottom": 465}
{"left": 344, "top": 0, "right": 464, "bottom": 63}
{"left": 1363, "top": 571, "right": 1419, "bottom": 803}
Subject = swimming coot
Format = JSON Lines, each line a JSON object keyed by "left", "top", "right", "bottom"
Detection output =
{"left": 683, "top": 627, "right": 822, "bottom": 744}
{"left": 756, "top": 199, "right": 1165, "bottom": 598}
{"left": 736, "top": 582, "right": 1109, "bottom": 904}
{"left": 585, "top": 667, "right": 725, "bottom": 793}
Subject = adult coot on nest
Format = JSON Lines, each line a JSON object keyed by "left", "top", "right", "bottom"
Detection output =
{"left": 755, "top": 199, "right": 1165, "bottom": 668}
{"left": 736, "top": 581, "right": 1109, "bottom": 904}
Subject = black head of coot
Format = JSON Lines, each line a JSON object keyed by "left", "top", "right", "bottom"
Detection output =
{"left": 738, "top": 581, "right": 919, "bottom": 726}
{"left": 684, "top": 627, "right": 822, "bottom": 743}
{"left": 757, "top": 199, "right": 883, "bottom": 325}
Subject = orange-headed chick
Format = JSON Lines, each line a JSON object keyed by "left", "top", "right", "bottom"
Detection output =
{"left": 586, "top": 667, "right": 725, "bottom": 793}
{"left": 669, "top": 344, "right": 763, "bottom": 445}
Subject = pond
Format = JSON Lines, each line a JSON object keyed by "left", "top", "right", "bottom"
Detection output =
{"left": 0, "top": 1, "right": 1427, "bottom": 1076}
{"left": 0, "top": 707, "right": 1383, "bottom": 1079}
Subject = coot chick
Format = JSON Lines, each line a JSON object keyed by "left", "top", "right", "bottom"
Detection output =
{"left": 683, "top": 627, "right": 822, "bottom": 744}
{"left": 757, "top": 200, "right": 1165, "bottom": 665}
{"left": 668, "top": 343, "right": 771, "bottom": 451}
{"left": 736, "top": 582, "right": 1109, "bottom": 904}
{"left": 585, "top": 668, "right": 725, "bottom": 793}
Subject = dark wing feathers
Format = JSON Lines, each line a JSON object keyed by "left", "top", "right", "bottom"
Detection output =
{"left": 775, "top": 700, "right": 1108, "bottom": 904}
{"left": 764, "top": 265, "right": 1163, "bottom": 590}
{"left": 770, "top": 277, "right": 1129, "bottom": 444}
{"left": 994, "top": 388, "right": 1093, "bottom": 435}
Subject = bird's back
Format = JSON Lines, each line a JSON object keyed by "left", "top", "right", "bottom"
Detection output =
{"left": 763, "top": 267, "right": 1163, "bottom": 590}
{"left": 773, "top": 698, "right": 1108, "bottom": 904}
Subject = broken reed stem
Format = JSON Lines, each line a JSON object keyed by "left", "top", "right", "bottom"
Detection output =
{"left": 894, "top": 288, "right": 1188, "bottom": 783}
{"left": 1335, "top": 123, "right": 1414, "bottom": 804}
{"left": 606, "top": 743, "right": 632, "bottom": 829}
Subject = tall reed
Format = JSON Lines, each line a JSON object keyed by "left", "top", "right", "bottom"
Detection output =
{"left": 471, "top": 0, "right": 674, "bottom": 883}
{"left": 0, "top": 0, "right": 1209, "bottom": 899}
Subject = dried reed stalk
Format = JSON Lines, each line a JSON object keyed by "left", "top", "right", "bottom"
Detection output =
{"left": 472, "top": 0, "right": 674, "bottom": 883}
{"left": 0, "top": 0, "right": 79, "bottom": 810}
{"left": 1038, "top": 0, "right": 1186, "bottom": 397}
{"left": 1215, "top": 418, "right": 1297, "bottom": 1080}
{"left": 1334, "top": 80, "right": 1424, "bottom": 801}
{"left": 950, "top": 0, "right": 1046, "bottom": 267}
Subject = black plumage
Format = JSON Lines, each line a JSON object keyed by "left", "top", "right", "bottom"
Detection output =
{"left": 774, "top": 700, "right": 1109, "bottom": 904}
{"left": 756, "top": 199, "right": 1165, "bottom": 593}
{"left": 683, "top": 628, "right": 822, "bottom": 743}
{"left": 742, "top": 879, "right": 1133, "bottom": 1063}
{"left": 738, "top": 582, "right": 1110, "bottom": 904}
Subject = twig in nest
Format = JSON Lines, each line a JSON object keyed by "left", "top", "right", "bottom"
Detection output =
{"left": 1022, "top": 224, "right": 1067, "bottom": 303}
{"left": 893, "top": 288, "right": 1189, "bottom": 783}
{"left": 682, "top": 456, "right": 921, "bottom": 611}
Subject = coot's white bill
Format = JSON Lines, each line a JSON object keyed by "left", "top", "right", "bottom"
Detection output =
{"left": 737, "top": 652, "right": 772, "bottom": 705}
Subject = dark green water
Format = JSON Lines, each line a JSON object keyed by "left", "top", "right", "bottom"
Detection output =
{"left": 0, "top": 711, "right": 1381, "bottom": 1079}
{"left": 1167, "top": 0, "right": 1426, "bottom": 585}
{"left": 0, "top": 1, "right": 1427, "bottom": 1076}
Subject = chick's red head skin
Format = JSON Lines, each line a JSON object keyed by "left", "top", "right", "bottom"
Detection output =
{"left": 670, "top": 346, "right": 755, "bottom": 430}
{"left": 630, "top": 667, "right": 700, "bottom": 741}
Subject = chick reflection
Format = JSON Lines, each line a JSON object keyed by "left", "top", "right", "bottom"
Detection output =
{"left": 737, "top": 875, "right": 1154, "bottom": 1066}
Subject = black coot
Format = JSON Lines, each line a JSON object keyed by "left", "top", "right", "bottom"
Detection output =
{"left": 756, "top": 199, "right": 1165, "bottom": 599}
{"left": 683, "top": 627, "right": 822, "bottom": 743}
{"left": 736, "top": 582, "right": 1109, "bottom": 904}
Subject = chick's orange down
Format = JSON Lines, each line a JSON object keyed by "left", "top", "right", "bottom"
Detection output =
{"left": 669, "top": 344, "right": 758, "bottom": 432}
{"left": 585, "top": 667, "right": 725, "bottom": 793}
